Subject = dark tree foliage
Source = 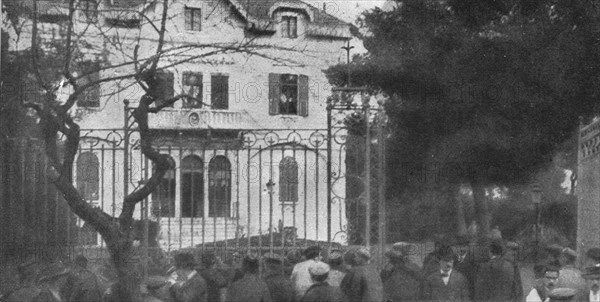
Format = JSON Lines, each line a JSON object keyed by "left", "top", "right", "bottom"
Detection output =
{"left": 327, "top": 0, "right": 600, "bottom": 237}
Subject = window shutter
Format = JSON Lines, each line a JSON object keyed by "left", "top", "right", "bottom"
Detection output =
{"left": 155, "top": 71, "right": 174, "bottom": 107}
{"left": 268, "top": 73, "right": 280, "bottom": 115}
{"left": 298, "top": 75, "right": 309, "bottom": 117}
{"left": 211, "top": 75, "right": 229, "bottom": 110}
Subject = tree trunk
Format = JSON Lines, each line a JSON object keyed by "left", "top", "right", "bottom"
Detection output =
{"left": 471, "top": 182, "right": 490, "bottom": 238}
{"left": 455, "top": 185, "right": 467, "bottom": 237}
{"left": 108, "top": 240, "right": 142, "bottom": 302}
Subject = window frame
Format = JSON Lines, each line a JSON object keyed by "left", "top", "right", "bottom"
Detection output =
{"left": 279, "top": 157, "right": 299, "bottom": 203}
{"left": 76, "top": 152, "right": 99, "bottom": 201}
{"left": 182, "top": 72, "right": 203, "bottom": 109}
{"left": 185, "top": 6, "right": 202, "bottom": 32}
{"left": 281, "top": 16, "right": 298, "bottom": 38}
{"left": 208, "top": 156, "right": 231, "bottom": 217}
{"left": 211, "top": 74, "right": 229, "bottom": 110}
{"left": 269, "top": 73, "right": 309, "bottom": 117}
{"left": 180, "top": 155, "right": 204, "bottom": 218}
{"left": 152, "top": 157, "right": 176, "bottom": 218}
{"left": 79, "top": 0, "right": 99, "bottom": 23}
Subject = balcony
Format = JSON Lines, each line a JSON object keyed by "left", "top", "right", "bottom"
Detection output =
{"left": 148, "top": 109, "right": 259, "bottom": 130}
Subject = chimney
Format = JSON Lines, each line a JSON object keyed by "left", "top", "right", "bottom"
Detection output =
{"left": 323, "top": 2, "right": 326, "bottom": 12}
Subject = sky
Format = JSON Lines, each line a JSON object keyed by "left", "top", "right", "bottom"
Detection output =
{"left": 307, "top": 1, "right": 388, "bottom": 24}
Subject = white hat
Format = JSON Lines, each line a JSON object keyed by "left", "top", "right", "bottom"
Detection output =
{"left": 308, "top": 262, "right": 330, "bottom": 276}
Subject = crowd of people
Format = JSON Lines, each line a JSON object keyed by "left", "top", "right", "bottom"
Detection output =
{"left": 4, "top": 239, "right": 600, "bottom": 302}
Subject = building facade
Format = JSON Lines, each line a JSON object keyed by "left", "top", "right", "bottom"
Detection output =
{"left": 4, "top": 0, "right": 352, "bottom": 250}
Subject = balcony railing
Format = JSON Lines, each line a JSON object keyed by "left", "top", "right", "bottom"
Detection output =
{"left": 148, "top": 109, "right": 258, "bottom": 130}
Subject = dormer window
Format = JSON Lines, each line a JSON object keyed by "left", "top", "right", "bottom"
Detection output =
{"left": 185, "top": 6, "right": 202, "bottom": 31}
{"left": 281, "top": 16, "right": 297, "bottom": 38}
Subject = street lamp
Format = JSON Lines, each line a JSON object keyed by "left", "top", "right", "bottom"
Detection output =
{"left": 531, "top": 183, "right": 542, "bottom": 260}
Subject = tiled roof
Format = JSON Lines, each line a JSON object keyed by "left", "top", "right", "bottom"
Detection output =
{"left": 231, "top": 0, "right": 348, "bottom": 27}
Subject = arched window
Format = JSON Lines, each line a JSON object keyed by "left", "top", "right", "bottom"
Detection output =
{"left": 181, "top": 155, "right": 204, "bottom": 218}
{"left": 209, "top": 156, "right": 231, "bottom": 217}
{"left": 76, "top": 152, "right": 99, "bottom": 200}
{"left": 151, "top": 157, "right": 176, "bottom": 217}
{"left": 279, "top": 157, "right": 298, "bottom": 203}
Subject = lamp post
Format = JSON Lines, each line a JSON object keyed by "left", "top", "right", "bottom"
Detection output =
{"left": 531, "top": 183, "right": 542, "bottom": 260}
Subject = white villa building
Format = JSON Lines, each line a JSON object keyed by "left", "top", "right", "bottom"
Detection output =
{"left": 4, "top": 0, "right": 352, "bottom": 250}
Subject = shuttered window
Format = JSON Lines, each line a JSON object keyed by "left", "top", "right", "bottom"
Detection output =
{"left": 154, "top": 71, "right": 174, "bottom": 108}
{"left": 211, "top": 75, "right": 229, "bottom": 110}
{"left": 77, "top": 61, "right": 101, "bottom": 107}
{"left": 268, "top": 73, "right": 308, "bottom": 116}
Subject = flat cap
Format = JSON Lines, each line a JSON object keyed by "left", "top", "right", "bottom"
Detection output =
{"left": 561, "top": 248, "right": 577, "bottom": 258}
{"left": 263, "top": 252, "right": 283, "bottom": 264}
{"left": 355, "top": 247, "right": 371, "bottom": 260}
{"left": 582, "top": 265, "right": 600, "bottom": 279}
{"left": 586, "top": 248, "right": 600, "bottom": 262}
{"left": 386, "top": 242, "right": 412, "bottom": 259}
{"left": 548, "top": 288, "right": 577, "bottom": 301}
{"left": 328, "top": 250, "right": 343, "bottom": 261}
{"left": 308, "top": 262, "right": 330, "bottom": 276}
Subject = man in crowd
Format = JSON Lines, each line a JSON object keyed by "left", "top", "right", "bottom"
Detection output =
{"left": 326, "top": 250, "right": 346, "bottom": 288}
{"left": 381, "top": 242, "right": 422, "bottom": 301}
{"left": 576, "top": 265, "right": 600, "bottom": 302}
{"left": 526, "top": 264, "right": 559, "bottom": 302}
{"left": 453, "top": 236, "right": 477, "bottom": 300}
{"left": 422, "top": 246, "right": 470, "bottom": 302}
{"left": 340, "top": 247, "right": 383, "bottom": 302}
{"left": 475, "top": 240, "right": 522, "bottom": 302}
{"left": 262, "top": 253, "right": 294, "bottom": 302}
{"left": 197, "top": 252, "right": 227, "bottom": 302}
{"left": 557, "top": 248, "right": 585, "bottom": 291}
{"left": 169, "top": 252, "right": 207, "bottom": 302}
{"left": 422, "top": 235, "right": 448, "bottom": 278}
{"left": 227, "top": 254, "right": 272, "bottom": 302}
{"left": 62, "top": 255, "right": 102, "bottom": 302}
{"left": 291, "top": 246, "right": 321, "bottom": 300}
{"left": 585, "top": 248, "right": 600, "bottom": 268}
{"left": 301, "top": 262, "right": 346, "bottom": 302}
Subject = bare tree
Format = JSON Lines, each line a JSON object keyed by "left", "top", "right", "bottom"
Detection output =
{"left": 3, "top": 0, "right": 302, "bottom": 300}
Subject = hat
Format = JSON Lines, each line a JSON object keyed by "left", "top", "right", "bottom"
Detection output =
{"left": 582, "top": 266, "right": 600, "bottom": 279}
{"left": 308, "top": 262, "right": 330, "bottom": 276}
{"left": 385, "top": 242, "right": 411, "bottom": 259}
{"left": 561, "top": 248, "right": 577, "bottom": 259}
{"left": 438, "top": 246, "right": 456, "bottom": 262}
{"left": 586, "top": 248, "right": 600, "bottom": 262}
{"left": 327, "top": 250, "right": 344, "bottom": 262}
{"left": 263, "top": 252, "right": 283, "bottom": 264}
{"left": 547, "top": 288, "right": 577, "bottom": 301}
{"left": 506, "top": 241, "right": 519, "bottom": 250}
{"left": 355, "top": 247, "right": 371, "bottom": 260}
{"left": 546, "top": 244, "right": 564, "bottom": 254}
